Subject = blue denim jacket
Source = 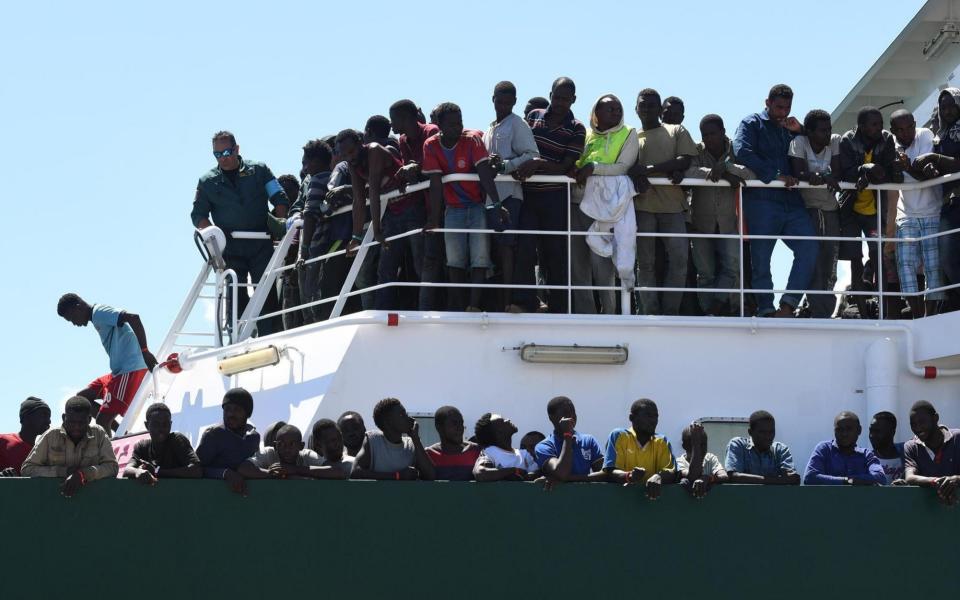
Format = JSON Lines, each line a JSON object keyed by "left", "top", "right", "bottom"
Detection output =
{"left": 733, "top": 110, "right": 803, "bottom": 206}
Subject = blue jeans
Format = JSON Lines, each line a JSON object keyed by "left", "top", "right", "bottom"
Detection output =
{"left": 743, "top": 197, "right": 818, "bottom": 314}
{"left": 375, "top": 206, "right": 425, "bottom": 310}
{"left": 444, "top": 203, "right": 491, "bottom": 269}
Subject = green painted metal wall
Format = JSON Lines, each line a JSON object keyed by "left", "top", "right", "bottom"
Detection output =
{"left": 1, "top": 479, "right": 953, "bottom": 598}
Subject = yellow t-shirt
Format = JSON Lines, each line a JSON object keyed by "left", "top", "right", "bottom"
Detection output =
{"left": 602, "top": 427, "right": 676, "bottom": 482}
{"left": 854, "top": 149, "right": 878, "bottom": 216}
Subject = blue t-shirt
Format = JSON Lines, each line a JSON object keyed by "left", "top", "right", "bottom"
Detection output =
{"left": 534, "top": 431, "right": 604, "bottom": 476}
{"left": 91, "top": 304, "right": 147, "bottom": 375}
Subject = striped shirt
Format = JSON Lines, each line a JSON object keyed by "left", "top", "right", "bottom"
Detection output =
{"left": 524, "top": 107, "right": 586, "bottom": 191}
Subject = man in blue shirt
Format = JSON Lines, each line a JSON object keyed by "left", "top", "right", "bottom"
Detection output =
{"left": 803, "top": 411, "right": 886, "bottom": 485}
{"left": 733, "top": 84, "right": 818, "bottom": 317}
{"left": 534, "top": 396, "right": 605, "bottom": 483}
{"left": 196, "top": 388, "right": 261, "bottom": 495}
{"left": 57, "top": 293, "right": 156, "bottom": 434}
{"left": 724, "top": 410, "right": 800, "bottom": 485}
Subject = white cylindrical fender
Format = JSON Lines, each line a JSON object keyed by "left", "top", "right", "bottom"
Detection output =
{"left": 199, "top": 226, "right": 227, "bottom": 270}
{"left": 866, "top": 337, "right": 899, "bottom": 420}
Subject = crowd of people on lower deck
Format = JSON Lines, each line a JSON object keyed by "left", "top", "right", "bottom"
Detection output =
{"left": 188, "top": 80, "right": 960, "bottom": 333}
{"left": 4, "top": 391, "right": 959, "bottom": 507}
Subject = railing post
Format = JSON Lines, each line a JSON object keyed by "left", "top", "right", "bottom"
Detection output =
{"left": 330, "top": 200, "right": 389, "bottom": 319}
{"left": 236, "top": 220, "right": 301, "bottom": 341}
{"left": 567, "top": 182, "right": 572, "bottom": 315}
{"left": 877, "top": 189, "right": 884, "bottom": 320}
{"left": 738, "top": 187, "right": 745, "bottom": 317}
{"left": 115, "top": 262, "right": 211, "bottom": 436}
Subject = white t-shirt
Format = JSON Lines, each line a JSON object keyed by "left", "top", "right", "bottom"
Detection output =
{"left": 788, "top": 134, "right": 841, "bottom": 211}
{"left": 477, "top": 446, "right": 539, "bottom": 472}
{"left": 897, "top": 128, "right": 943, "bottom": 219}
{"left": 676, "top": 452, "right": 725, "bottom": 479}
{"left": 249, "top": 447, "right": 323, "bottom": 469}
{"left": 877, "top": 456, "right": 904, "bottom": 485}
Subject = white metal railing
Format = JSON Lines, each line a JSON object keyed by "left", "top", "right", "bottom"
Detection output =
{"left": 226, "top": 172, "right": 960, "bottom": 338}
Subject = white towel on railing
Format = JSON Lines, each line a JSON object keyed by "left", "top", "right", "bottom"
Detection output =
{"left": 579, "top": 175, "right": 637, "bottom": 288}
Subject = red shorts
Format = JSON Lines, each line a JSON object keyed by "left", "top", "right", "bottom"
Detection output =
{"left": 84, "top": 369, "right": 148, "bottom": 419}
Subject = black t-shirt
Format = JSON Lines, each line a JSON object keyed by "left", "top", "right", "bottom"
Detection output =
{"left": 130, "top": 432, "right": 200, "bottom": 470}
{"left": 222, "top": 166, "right": 240, "bottom": 186}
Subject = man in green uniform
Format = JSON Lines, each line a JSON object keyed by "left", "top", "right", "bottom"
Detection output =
{"left": 191, "top": 131, "right": 288, "bottom": 336}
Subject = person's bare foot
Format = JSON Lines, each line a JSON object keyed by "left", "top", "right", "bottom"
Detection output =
{"left": 505, "top": 304, "right": 523, "bottom": 314}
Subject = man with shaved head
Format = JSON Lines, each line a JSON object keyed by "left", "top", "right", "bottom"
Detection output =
{"left": 803, "top": 411, "right": 886, "bottom": 485}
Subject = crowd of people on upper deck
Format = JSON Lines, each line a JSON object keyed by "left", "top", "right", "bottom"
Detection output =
{"left": 187, "top": 79, "right": 960, "bottom": 333}
{"left": 3, "top": 391, "right": 959, "bottom": 506}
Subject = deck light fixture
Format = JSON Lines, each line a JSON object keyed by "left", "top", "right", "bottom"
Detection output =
{"left": 519, "top": 344, "right": 628, "bottom": 365}
{"left": 217, "top": 345, "right": 281, "bottom": 376}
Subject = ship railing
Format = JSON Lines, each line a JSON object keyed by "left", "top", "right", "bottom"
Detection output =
{"left": 230, "top": 172, "right": 960, "bottom": 340}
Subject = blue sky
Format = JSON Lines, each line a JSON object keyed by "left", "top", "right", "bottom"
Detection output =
{"left": 0, "top": 0, "right": 926, "bottom": 434}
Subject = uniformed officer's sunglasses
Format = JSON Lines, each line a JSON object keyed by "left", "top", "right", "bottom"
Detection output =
{"left": 213, "top": 147, "right": 237, "bottom": 159}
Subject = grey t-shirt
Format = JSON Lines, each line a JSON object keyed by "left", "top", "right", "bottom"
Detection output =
{"left": 249, "top": 447, "right": 323, "bottom": 469}
{"left": 367, "top": 431, "right": 415, "bottom": 473}
{"left": 788, "top": 134, "right": 841, "bottom": 211}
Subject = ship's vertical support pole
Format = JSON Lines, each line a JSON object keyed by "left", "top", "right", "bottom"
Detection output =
{"left": 866, "top": 336, "right": 899, "bottom": 422}
{"left": 876, "top": 189, "right": 885, "bottom": 321}
{"left": 567, "top": 182, "right": 572, "bottom": 315}
{"left": 331, "top": 199, "right": 389, "bottom": 319}
{"left": 237, "top": 222, "right": 300, "bottom": 341}
{"left": 738, "top": 187, "right": 745, "bottom": 317}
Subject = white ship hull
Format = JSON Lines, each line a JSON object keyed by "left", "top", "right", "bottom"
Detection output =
{"left": 129, "top": 309, "right": 960, "bottom": 464}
